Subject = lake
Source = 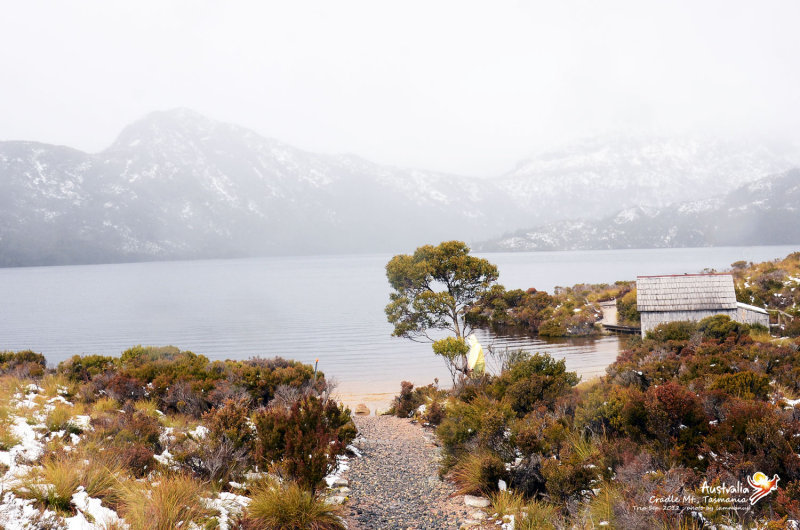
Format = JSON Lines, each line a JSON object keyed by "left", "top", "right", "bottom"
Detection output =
{"left": 0, "top": 245, "right": 796, "bottom": 410}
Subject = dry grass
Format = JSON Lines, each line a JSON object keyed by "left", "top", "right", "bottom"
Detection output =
{"left": 587, "top": 482, "right": 621, "bottom": 527}
{"left": 45, "top": 403, "right": 75, "bottom": 432}
{"left": 449, "top": 450, "right": 506, "bottom": 496}
{"left": 246, "top": 480, "right": 345, "bottom": 530}
{"left": 489, "top": 489, "right": 526, "bottom": 518}
{"left": 40, "top": 374, "right": 76, "bottom": 399}
{"left": 119, "top": 474, "right": 212, "bottom": 530}
{"left": 514, "top": 499, "right": 559, "bottom": 530}
{"left": 133, "top": 398, "right": 161, "bottom": 418}
{"left": 0, "top": 420, "right": 20, "bottom": 450}
{"left": 92, "top": 396, "right": 121, "bottom": 414}
{"left": 21, "top": 455, "right": 82, "bottom": 513}
{"left": 79, "top": 454, "right": 129, "bottom": 509}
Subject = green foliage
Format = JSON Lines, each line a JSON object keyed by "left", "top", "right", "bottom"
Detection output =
{"left": 432, "top": 336, "right": 469, "bottom": 371}
{"left": 617, "top": 288, "right": 640, "bottom": 326}
{"left": 468, "top": 281, "right": 633, "bottom": 337}
{"left": 203, "top": 396, "right": 254, "bottom": 451}
{"left": 57, "top": 354, "right": 117, "bottom": 382}
{"left": 385, "top": 241, "right": 498, "bottom": 341}
{"left": 491, "top": 352, "right": 579, "bottom": 415}
{"left": 710, "top": 370, "right": 770, "bottom": 400}
{"left": 436, "top": 395, "right": 515, "bottom": 455}
{"left": 646, "top": 320, "right": 697, "bottom": 342}
{"left": 0, "top": 350, "right": 46, "bottom": 377}
{"left": 697, "top": 314, "right": 750, "bottom": 342}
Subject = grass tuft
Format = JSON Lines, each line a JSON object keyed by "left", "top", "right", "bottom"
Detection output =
{"left": 45, "top": 403, "right": 74, "bottom": 432}
{"left": 119, "top": 473, "right": 211, "bottom": 530}
{"left": 246, "top": 480, "right": 345, "bottom": 530}
{"left": 489, "top": 489, "right": 526, "bottom": 518}
{"left": 449, "top": 450, "right": 506, "bottom": 496}
{"left": 21, "top": 455, "right": 82, "bottom": 514}
{"left": 515, "top": 499, "right": 559, "bottom": 530}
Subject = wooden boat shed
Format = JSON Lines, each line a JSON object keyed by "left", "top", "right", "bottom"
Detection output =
{"left": 636, "top": 273, "right": 769, "bottom": 337}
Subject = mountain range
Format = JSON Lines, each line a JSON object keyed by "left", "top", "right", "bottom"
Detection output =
{"left": 477, "top": 169, "right": 800, "bottom": 252}
{"left": 1, "top": 109, "right": 798, "bottom": 266}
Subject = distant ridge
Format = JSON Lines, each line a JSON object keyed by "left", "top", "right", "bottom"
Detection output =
{"left": 476, "top": 168, "right": 800, "bottom": 252}
{"left": 0, "top": 109, "right": 797, "bottom": 266}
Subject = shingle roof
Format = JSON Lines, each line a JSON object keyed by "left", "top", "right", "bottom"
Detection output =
{"left": 636, "top": 273, "right": 737, "bottom": 312}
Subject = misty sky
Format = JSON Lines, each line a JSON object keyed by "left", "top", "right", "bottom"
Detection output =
{"left": 1, "top": 1, "right": 799, "bottom": 176}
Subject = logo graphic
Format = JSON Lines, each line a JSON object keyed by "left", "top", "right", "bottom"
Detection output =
{"left": 747, "top": 472, "right": 780, "bottom": 505}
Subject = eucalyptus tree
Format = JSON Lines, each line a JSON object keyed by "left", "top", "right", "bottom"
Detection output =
{"left": 385, "top": 241, "right": 498, "bottom": 378}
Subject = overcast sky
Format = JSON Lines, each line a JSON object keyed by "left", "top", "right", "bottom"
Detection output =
{"left": 1, "top": 1, "right": 799, "bottom": 176}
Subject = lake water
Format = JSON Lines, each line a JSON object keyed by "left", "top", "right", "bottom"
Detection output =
{"left": 0, "top": 245, "right": 796, "bottom": 410}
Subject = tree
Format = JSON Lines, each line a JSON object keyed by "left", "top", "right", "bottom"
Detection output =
{"left": 385, "top": 240, "right": 499, "bottom": 343}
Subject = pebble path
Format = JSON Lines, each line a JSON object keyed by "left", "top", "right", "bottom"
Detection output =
{"left": 343, "top": 415, "right": 475, "bottom": 530}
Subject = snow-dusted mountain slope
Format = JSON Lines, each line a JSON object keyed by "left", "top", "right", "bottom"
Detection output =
{"left": 0, "top": 110, "right": 516, "bottom": 266}
{"left": 478, "top": 169, "right": 800, "bottom": 252}
{"left": 497, "top": 135, "right": 797, "bottom": 222}
{"left": 1, "top": 109, "right": 797, "bottom": 266}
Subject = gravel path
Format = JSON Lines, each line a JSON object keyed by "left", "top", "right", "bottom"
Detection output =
{"left": 344, "top": 415, "right": 477, "bottom": 530}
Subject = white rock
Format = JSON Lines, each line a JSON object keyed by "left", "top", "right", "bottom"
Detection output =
{"left": 498, "top": 479, "right": 507, "bottom": 491}
{"left": 464, "top": 495, "right": 490, "bottom": 508}
{"left": 326, "top": 495, "right": 347, "bottom": 505}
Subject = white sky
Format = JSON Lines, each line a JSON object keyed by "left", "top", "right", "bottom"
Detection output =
{"left": 1, "top": 1, "right": 799, "bottom": 176}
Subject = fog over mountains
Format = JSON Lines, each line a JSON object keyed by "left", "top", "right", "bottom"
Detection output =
{"left": 477, "top": 169, "right": 800, "bottom": 252}
{"left": 1, "top": 109, "right": 799, "bottom": 267}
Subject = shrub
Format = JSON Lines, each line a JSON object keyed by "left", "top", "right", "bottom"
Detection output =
{"left": 449, "top": 450, "right": 507, "bottom": 495}
{"left": 119, "top": 474, "right": 211, "bottom": 530}
{"left": 710, "top": 370, "right": 771, "bottom": 400}
{"left": 253, "top": 396, "right": 355, "bottom": 491}
{"left": 646, "top": 321, "right": 697, "bottom": 342}
{"left": 617, "top": 289, "right": 640, "bottom": 326}
{"left": 203, "top": 396, "right": 254, "bottom": 451}
{"left": 538, "top": 319, "right": 567, "bottom": 337}
{"left": 424, "top": 399, "right": 446, "bottom": 426}
{"left": 0, "top": 350, "right": 46, "bottom": 377}
{"left": 246, "top": 480, "right": 345, "bottom": 530}
{"left": 698, "top": 314, "right": 749, "bottom": 342}
{"left": 57, "top": 354, "right": 116, "bottom": 382}
{"left": 492, "top": 352, "right": 579, "bottom": 415}
{"left": 390, "top": 381, "right": 424, "bottom": 418}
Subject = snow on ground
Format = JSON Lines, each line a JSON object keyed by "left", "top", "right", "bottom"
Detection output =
{"left": 65, "top": 488, "right": 126, "bottom": 530}
{"left": 203, "top": 492, "right": 250, "bottom": 530}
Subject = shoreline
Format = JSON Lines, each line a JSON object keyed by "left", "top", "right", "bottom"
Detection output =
{"left": 336, "top": 365, "right": 608, "bottom": 415}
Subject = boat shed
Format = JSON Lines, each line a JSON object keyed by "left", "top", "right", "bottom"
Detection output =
{"left": 636, "top": 273, "right": 769, "bottom": 337}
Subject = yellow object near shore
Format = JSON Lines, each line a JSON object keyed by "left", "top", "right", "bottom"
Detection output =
{"left": 466, "top": 334, "right": 485, "bottom": 376}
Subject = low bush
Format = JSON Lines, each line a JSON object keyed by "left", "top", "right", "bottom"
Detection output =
{"left": 646, "top": 320, "right": 697, "bottom": 342}
{"left": 253, "top": 396, "right": 355, "bottom": 492}
{"left": 491, "top": 352, "right": 579, "bottom": 415}
{"left": 390, "top": 381, "right": 424, "bottom": 418}
{"left": 710, "top": 370, "right": 771, "bottom": 400}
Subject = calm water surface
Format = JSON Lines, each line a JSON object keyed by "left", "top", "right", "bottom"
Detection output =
{"left": 0, "top": 245, "right": 796, "bottom": 408}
